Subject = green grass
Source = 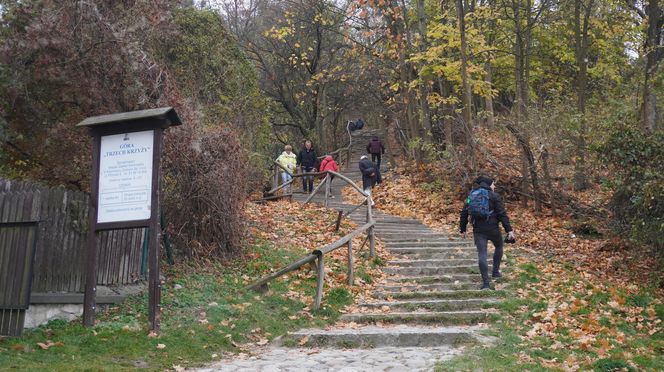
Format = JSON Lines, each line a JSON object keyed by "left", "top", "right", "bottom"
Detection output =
{"left": 0, "top": 241, "right": 354, "bottom": 371}
{"left": 434, "top": 260, "right": 664, "bottom": 371}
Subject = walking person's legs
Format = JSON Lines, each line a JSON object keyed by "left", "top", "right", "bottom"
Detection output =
{"left": 362, "top": 177, "right": 374, "bottom": 206}
{"left": 282, "top": 172, "right": 292, "bottom": 193}
{"left": 487, "top": 230, "right": 504, "bottom": 278}
{"left": 302, "top": 169, "right": 307, "bottom": 192}
{"left": 473, "top": 232, "right": 491, "bottom": 288}
{"left": 371, "top": 153, "right": 382, "bottom": 170}
{"left": 303, "top": 166, "right": 314, "bottom": 192}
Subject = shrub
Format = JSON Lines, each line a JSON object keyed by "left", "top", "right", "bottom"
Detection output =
{"left": 162, "top": 125, "right": 247, "bottom": 258}
{"left": 599, "top": 128, "right": 664, "bottom": 252}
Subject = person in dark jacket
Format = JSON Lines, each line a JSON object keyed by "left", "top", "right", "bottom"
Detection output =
{"left": 366, "top": 136, "right": 385, "bottom": 172}
{"left": 296, "top": 140, "right": 318, "bottom": 193}
{"left": 359, "top": 155, "right": 376, "bottom": 206}
{"left": 459, "top": 175, "right": 515, "bottom": 290}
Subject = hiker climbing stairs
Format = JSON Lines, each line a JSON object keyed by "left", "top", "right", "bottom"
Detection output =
{"left": 209, "top": 127, "right": 503, "bottom": 370}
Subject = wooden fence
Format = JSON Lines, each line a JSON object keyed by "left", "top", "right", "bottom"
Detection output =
{"left": 0, "top": 191, "right": 40, "bottom": 336}
{"left": 0, "top": 179, "right": 145, "bottom": 294}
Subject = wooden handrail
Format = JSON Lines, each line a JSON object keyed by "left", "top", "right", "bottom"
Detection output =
{"left": 250, "top": 147, "right": 378, "bottom": 309}
{"left": 313, "top": 221, "right": 374, "bottom": 256}
{"left": 243, "top": 220, "right": 374, "bottom": 288}
{"left": 243, "top": 253, "right": 319, "bottom": 292}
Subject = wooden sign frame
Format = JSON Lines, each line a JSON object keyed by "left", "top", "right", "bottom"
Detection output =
{"left": 77, "top": 108, "right": 181, "bottom": 332}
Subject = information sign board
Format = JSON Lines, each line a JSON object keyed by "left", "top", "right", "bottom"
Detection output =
{"left": 97, "top": 130, "right": 154, "bottom": 223}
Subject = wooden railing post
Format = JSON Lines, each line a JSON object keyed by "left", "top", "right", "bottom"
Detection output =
{"left": 272, "top": 167, "right": 279, "bottom": 191}
{"left": 324, "top": 174, "right": 330, "bottom": 207}
{"left": 334, "top": 210, "right": 343, "bottom": 232}
{"left": 347, "top": 240, "right": 354, "bottom": 285}
{"left": 304, "top": 176, "right": 327, "bottom": 204}
{"left": 314, "top": 253, "right": 325, "bottom": 310}
{"left": 369, "top": 227, "right": 375, "bottom": 258}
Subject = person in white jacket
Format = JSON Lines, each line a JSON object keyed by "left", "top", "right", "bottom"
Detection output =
{"left": 275, "top": 145, "right": 297, "bottom": 192}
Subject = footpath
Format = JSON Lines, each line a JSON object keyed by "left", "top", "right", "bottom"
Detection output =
{"left": 200, "top": 129, "right": 501, "bottom": 371}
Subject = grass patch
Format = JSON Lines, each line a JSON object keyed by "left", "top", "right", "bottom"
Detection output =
{"left": 0, "top": 241, "right": 351, "bottom": 371}
{"left": 434, "top": 257, "right": 664, "bottom": 371}
{"left": 593, "top": 358, "right": 637, "bottom": 372}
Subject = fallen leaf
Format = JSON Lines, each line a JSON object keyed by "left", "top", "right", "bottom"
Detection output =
{"left": 156, "top": 344, "right": 166, "bottom": 349}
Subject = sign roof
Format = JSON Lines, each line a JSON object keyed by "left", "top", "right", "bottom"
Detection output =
{"left": 77, "top": 107, "right": 182, "bottom": 128}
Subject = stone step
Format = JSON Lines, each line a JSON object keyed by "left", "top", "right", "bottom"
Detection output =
{"left": 278, "top": 325, "right": 478, "bottom": 348}
{"left": 385, "top": 241, "right": 474, "bottom": 247}
{"left": 371, "top": 219, "right": 425, "bottom": 224}
{"left": 387, "top": 259, "right": 478, "bottom": 267}
{"left": 386, "top": 274, "right": 480, "bottom": 284}
{"left": 340, "top": 310, "right": 496, "bottom": 325}
{"left": 343, "top": 217, "right": 423, "bottom": 224}
{"left": 378, "top": 235, "right": 447, "bottom": 241}
{"left": 373, "top": 290, "right": 505, "bottom": 301}
{"left": 374, "top": 230, "right": 438, "bottom": 235}
{"left": 384, "top": 266, "right": 484, "bottom": 276}
{"left": 378, "top": 282, "right": 478, "bottom": 292}
{"left": 356, "top": 298, "right": 499, "bottom": 312}
{"left": 388, "top": 247, "right": 477, "bottom": 255}
{"left": 390, "top": 251, "right": 479, "bottom": 260}
{"left": 373, "top": 229, "right": 439, "bottom": 235}
{"left": 376, "top": 240, "right": 460, "bottom": 247}
{"left": 373, "top": 229, "right": 441, "bottom": 235}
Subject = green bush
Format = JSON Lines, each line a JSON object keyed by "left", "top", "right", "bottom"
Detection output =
{"left": 599, "top": 128, "right": 664, "bottom": 251}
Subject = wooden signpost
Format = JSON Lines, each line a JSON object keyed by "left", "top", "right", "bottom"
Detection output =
{"left": 77, "top": 107, "right": 181, "bottom": 332}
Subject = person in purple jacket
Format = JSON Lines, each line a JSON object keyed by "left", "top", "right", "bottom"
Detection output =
{"left": 366, "top": 136, "right": 385, "bottom": 183}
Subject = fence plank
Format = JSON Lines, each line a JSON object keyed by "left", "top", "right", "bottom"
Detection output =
{"left": 0, "top": 178, "right": 145, "bottom": 297}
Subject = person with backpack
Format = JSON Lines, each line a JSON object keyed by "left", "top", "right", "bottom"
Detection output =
{"left": 366, "top": 136, "right": 385, "bottom": 172}
{"left": 296, "top": 140, "right": 318, "bottom": 193}
{"left": 359, "top": 155, "right": 376, "bottom": 206}
{"left": 275, "top": 145, "right": 297, "bottom": 193}
{"left": 459, "top": 175, "right": 515, "bottom": 290}
{"left": 318, "top": 155, "right": 338, "bottom": 196}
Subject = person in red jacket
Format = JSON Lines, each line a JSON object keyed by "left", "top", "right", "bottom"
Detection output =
{"left": 318, "top": 155, "right": 338, "bottom": 197}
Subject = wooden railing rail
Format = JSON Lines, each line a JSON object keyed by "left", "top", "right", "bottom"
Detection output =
{"left": 247, "top": 166, "right": 376, "bottom": 310}
{"left": 244, "top": 220, "right": 375, "bottom": 309}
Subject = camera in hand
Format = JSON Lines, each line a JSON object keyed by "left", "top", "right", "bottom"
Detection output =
{"left": 504, "top": 235, "right": 516, "bottom": 244}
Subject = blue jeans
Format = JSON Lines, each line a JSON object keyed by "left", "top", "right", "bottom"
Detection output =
{"left": 473, "top": 229, "right": 503, "bottom": 286}
{"left": 281, "top": 172, "right": 292, "bottom": 184}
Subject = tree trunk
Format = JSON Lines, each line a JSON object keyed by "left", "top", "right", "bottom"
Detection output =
{"left": 484, "top": 59, "right": 495, "bottom": 127}
{"left": 573, "top": 0, "right": 594, "bottom": 191}
{"left": 507, "top": 124, "right": 542, "bottom": 212}
{"left": 513, "top": 0, "right": 529, "bottom": 207}
{"left": 457, "top": 0, "right": 474, "bottom": 169}
{"left": 416, "top": 0, "right": 433, "bottom": 145}
{"left": 641, "top": 0, "right": 663, "bottom": 132}
{"left": 541, "top": 147, "right": 556, "bottom": 215}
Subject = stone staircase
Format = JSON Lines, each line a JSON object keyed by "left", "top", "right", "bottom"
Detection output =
{"left": 284, "top": 128, "right": 502, "bottom": 351}
{"left": 202, "top": 128, "right": 501, "bottom": 370}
